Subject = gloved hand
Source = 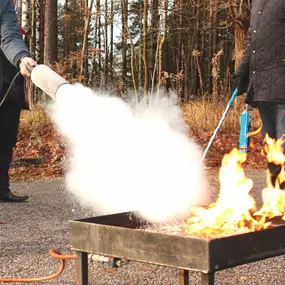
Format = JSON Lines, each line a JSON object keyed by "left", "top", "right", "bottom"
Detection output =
{"left": 233, "top": 75, "right": 248, "bottom": 95}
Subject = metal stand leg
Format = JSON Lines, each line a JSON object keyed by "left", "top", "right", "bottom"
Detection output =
{"left": 75, "top": 251, "right": 88, "bottom": 285}
{"left": 178, "top": 269, "right": 189, "bottom": 285}
{"left": 201, "top": 273, "right": 215, "bottom": 285}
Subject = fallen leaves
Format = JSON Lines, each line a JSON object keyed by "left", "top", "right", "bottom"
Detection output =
{"left": 10, "top": 123, "right": 66, "bottom": 182}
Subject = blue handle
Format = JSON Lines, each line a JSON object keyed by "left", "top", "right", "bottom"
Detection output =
{"left": 228, "top": 88, "right": 239, "bottom": 107}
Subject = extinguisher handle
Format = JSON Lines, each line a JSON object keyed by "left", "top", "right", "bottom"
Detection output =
{"left": 27, "top": 63, "right": 35, "bottom": 73}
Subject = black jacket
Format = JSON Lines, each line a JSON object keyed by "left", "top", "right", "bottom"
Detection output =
{"left": 0, "top": 1, "right": 31, "bottom": 109}
{"left": 1, "top": 49, "right": 28, "bottom": 109}
{"left": 235, "top": 0, "right": 285, "bottom": 106}
{"left": 0, "top": 1, "right": 30, "bottom": 66}
{"left": 0, "top": 0, "right": 31, "bottom": 109}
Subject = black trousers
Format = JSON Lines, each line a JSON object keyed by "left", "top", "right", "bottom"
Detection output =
{"left": 0, "top": 85, "right": 22, "bottom": 192}
{"left": 256, "top": 102, "right": 285, "bottom": 187}
{"left": 256, "top": 102, "right": 285, "bottom": 140}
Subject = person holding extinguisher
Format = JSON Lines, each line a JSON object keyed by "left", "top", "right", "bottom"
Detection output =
{"left": 0, "top": 0, "right": 37, "bottom": 202}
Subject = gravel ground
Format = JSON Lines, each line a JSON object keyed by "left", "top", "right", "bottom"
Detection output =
{"left": 1, "top": 169, "right": 285, "bottom": 285}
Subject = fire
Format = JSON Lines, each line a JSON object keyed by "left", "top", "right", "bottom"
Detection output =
{"left": 254, "top": 188, "right": 285, "bottom": 221}
{"left": 264, "top": 134, "right": 285, "bottom": 188}
{"left": 185, "top": 148, "right": 257, "bottom": 237}
{"left": 264, "top": 134, "right": 285, "bottom": 166}
{"left": 185, "top": 135, "right": 285, "bottom": 238}
{"left": 253, "top": 135, "right": 285, "bottom": 223}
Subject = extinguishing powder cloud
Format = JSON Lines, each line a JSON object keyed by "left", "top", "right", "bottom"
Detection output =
{"left": 49, "top": 84, "right": 208, "bottom": 223}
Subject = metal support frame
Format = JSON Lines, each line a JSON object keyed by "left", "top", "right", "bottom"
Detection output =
{"left": 179, "top": 270, "right": 189, "bottom": 285}
{"left": 75, "top": 251, "right": 88, "bottom": 285}
{"left": 201, "top": 273, "right": 215, "bottom": 285}
{"left": 178, "top": 270, "right": 214, "bottom": 285}
{"left": 74, "top": 260, "right": 215, "bottom": 285}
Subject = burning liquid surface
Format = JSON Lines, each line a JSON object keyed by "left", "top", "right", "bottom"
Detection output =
{"left": 146, "top": 222, "right": 254, "bottom": 239}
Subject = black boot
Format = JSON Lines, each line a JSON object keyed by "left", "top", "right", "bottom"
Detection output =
{"left": 0, "top": 188, "right": 28, "bottom": 202}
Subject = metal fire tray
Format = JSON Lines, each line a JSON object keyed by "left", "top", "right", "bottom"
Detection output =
{"left": 70, "top": 211, "right": 285, "bottom": 285}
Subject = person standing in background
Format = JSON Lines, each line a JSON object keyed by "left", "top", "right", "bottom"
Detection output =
{"left": 234, "top": 0, "right": 285, "bottom": 188}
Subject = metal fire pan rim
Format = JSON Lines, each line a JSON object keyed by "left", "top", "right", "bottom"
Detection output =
{"left": 70, "top": 211, "right": 285, "bottom": 273}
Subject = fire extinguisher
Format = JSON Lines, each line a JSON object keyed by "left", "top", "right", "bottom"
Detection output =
{"left": 239, "top": 104, "right": 252, "bottom": 152}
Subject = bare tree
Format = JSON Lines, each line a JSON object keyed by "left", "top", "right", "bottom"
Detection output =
{"left": 143, "top": 0, "right": 149, "bottom": 98}
{"left": 229, "top": 0, "right": 251, "bottom": 68}
{"left": 44, "top": 0, "right": 58, "bottom": 65}
{"left": 121, "top": 0, "right": 128, "bottom": 93}
{"left": 110, "top": 0, "right": 114, "bottom": 81}
{"left": 104, "top": 0, "right": 108, "bottom": 84}
{"left": 63, "top": 0, "right": 69, "bottom": 58}
{"left": 158, "top": 0, "right": 167, "bottom": 89}
{"left": 79, "top": 0, "right": 95, "bottom": 82}
{"left": 21, "top": 0, "right": 30, "bottom": 33}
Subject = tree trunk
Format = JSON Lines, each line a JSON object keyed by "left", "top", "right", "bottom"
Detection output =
{"left": 177, "top": 0, "right": 183, "bottom": 98}
{"left": 121, "top": 0, "right": 128, "bottom": 94}
{"left": 138, "top": 1, "right": 143, "bottom": 89}
{"left": 158, "top": 0, "right": 167, "bottom": 89}
{"left": 63, "top": 0, "right": 69, "bottom": 58}
{"left": 104, "top": 0, "right": 108, "bottom": 86}
{"left": 30, "top": 0, "right": 36, "bottom": 56}
{"left": 80, "top": 0, "right": 94, "bottom": 82}
{"left": 44, "top": 0, "right": 58, "bottom": 65}
{"left": 150, "top": 0, "right": 159, "bottom": 83}
{"left": 122, "top": 1, "right": 138, "bottom": 102}
{"left": 234, "top": 25, "right": 247, "bottom": 68}
{"left": 230, "top": 2, "right": 250, "bottom": 69}
{"left": 43, "top": 0, "right": 57, "bottom": 103}
{"left": 110, "top": 0, "right": 114, "bottom": 81}
{"left": 97, "top": 0, "right": 102, "bottom": 75}
{"left": 21, "top": 0, "right": 31, "bottom": 33}
{"left": 104, "top": 0, "right": 108, "bottom": 85}
{"left": 35, "top": 0, "right": 43, "bottom": 63}
{"left": 143, "top": 0, "right": 149, "bottom": 98}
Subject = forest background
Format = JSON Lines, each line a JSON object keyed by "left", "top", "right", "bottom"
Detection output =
{"left": 11, "top": 0, "right": 265, "bottom": 182}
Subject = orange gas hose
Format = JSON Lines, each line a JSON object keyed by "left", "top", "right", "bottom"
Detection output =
{"left": 0, "top": 249, "right": 76, "bottom": 283}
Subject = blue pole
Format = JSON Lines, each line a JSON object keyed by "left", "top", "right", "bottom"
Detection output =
{"left": 198, "top": 88, "right": 239, "bottom": 167}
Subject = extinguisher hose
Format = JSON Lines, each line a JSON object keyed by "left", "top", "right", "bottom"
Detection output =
{"left": 0, "top": 71, "right": 22, "bottom": 108}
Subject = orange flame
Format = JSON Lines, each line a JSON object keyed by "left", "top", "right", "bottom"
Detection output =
{"left": 254, "top": 188, "right": 285, "bottom": 221}
{"left": 185, "top": 148, "right": 257, "bottom": 238}
{"left": 185, "top": 134, "right": 285, "bottom": 238}
{"left": 253, "top": 135, "right": 285, "bottom": 224}
{"left": 264, "top": 134, "right": 285, "bottom": 167}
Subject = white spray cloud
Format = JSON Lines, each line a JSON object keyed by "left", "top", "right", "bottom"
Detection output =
{"left": 50, "top": 84, "right": 208, "bottom": 223}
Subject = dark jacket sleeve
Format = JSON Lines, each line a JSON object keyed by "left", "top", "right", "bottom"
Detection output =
{"left": 0, "top": 0, "right": 31, "bottom": 68}
{"left": 234, "top": 28, "right": 251, "bottom": 79}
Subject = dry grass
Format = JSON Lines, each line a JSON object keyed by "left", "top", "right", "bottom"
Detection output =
{"left": 18, "top": 107, "right": 52, "bottom": 138}
{"left": 17, "top": 98, "right": 262, "bottom": 141}
{"left": 183, "top": 96, "right": 262, "bottom": 137}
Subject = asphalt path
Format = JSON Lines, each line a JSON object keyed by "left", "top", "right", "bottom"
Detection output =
{"left": 1, "top": 169, "right": 285, "bottom": 285}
